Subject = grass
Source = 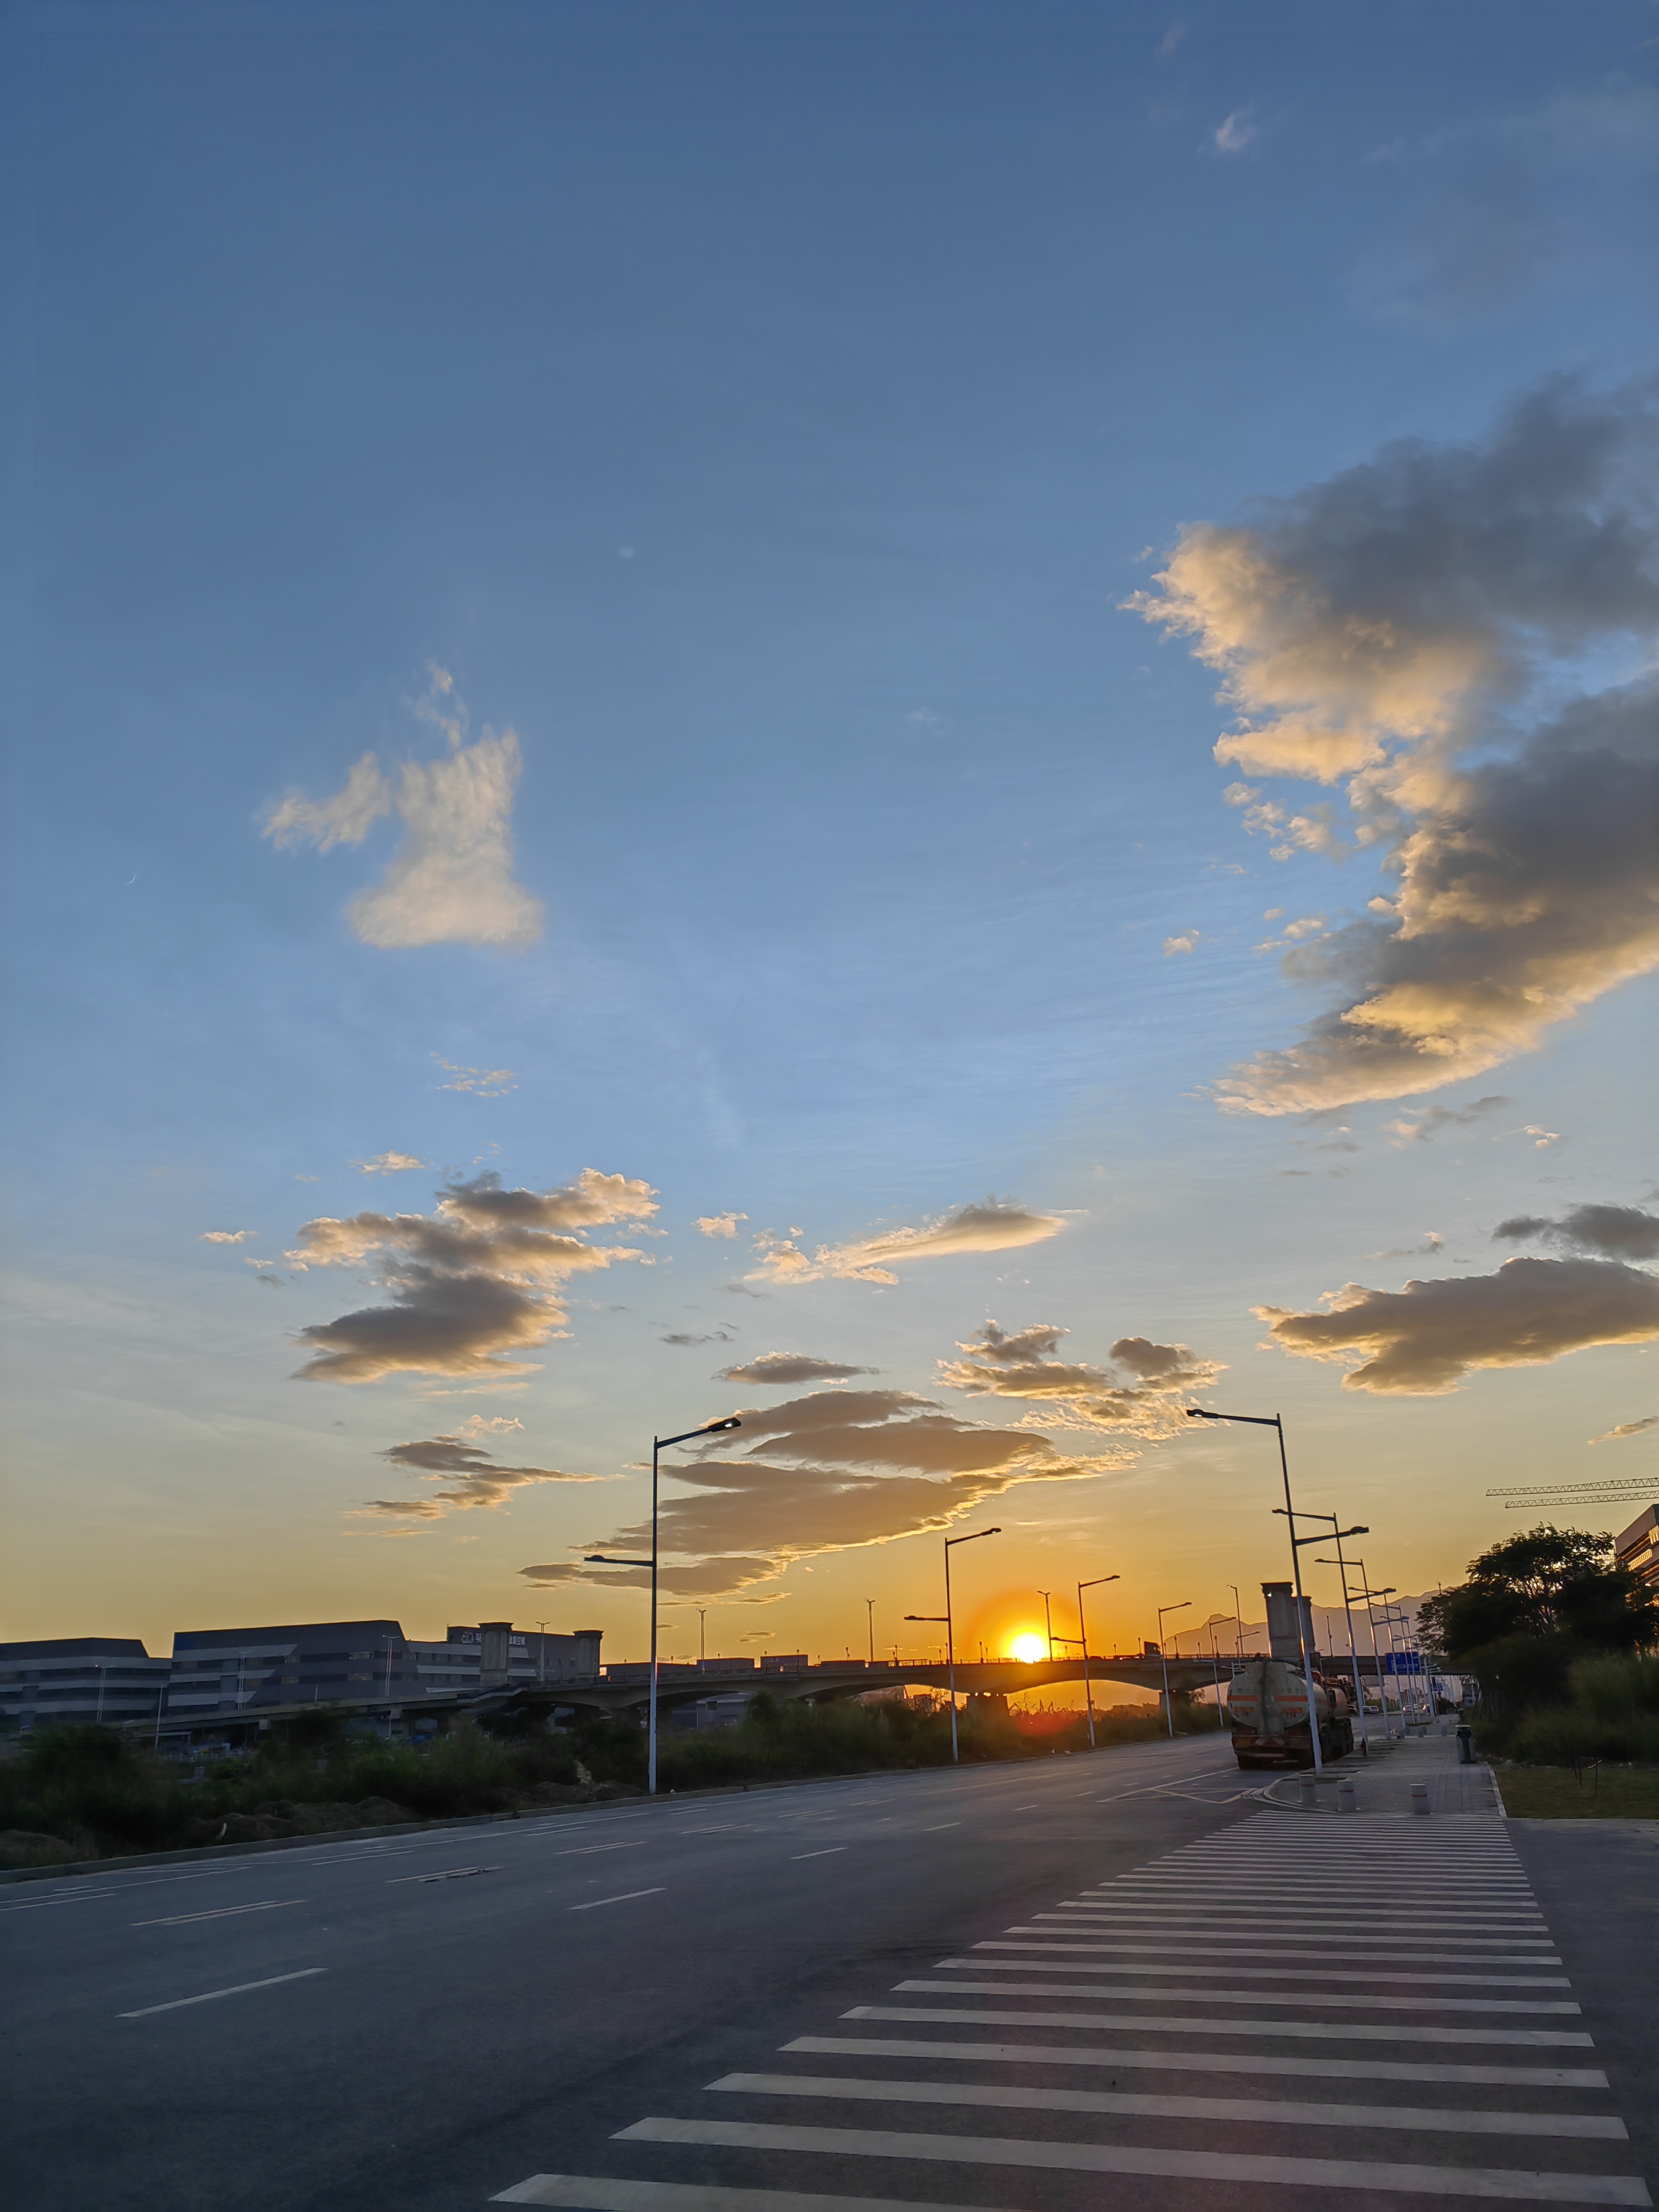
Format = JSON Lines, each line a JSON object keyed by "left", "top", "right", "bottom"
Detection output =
{"left": 0, "top": 1694, "right": 1218, "bottom": 1861}
{"left": 1495, "top": 1764, "right": 1659, "bottom": 1820}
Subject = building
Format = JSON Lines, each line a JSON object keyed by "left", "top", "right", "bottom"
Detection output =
{"left": 165, "top": 1619, "right": 602, "bottom": 1721}
{"left": 0, "top": 1637, "right": 171, "bottom": 1735}
{"left": 1615, "top": 1504, "right": 1659, "bottom": 1594}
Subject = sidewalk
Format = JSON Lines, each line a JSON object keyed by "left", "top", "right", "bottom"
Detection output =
{"left": 1259, "top": 1718, "right": 1502, "bottom": 1816}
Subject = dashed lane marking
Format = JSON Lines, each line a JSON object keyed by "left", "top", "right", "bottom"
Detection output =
{"left": 119, "top": 1967, "right": 327, "bottom": 2018}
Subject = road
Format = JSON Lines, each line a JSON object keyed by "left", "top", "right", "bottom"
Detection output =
{"left": 4, "top": 1730, "right": 1652, "bottom": 2211}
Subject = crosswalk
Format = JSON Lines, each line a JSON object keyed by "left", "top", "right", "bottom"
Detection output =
{"left": 490, "top": 1811, "right": 1650, "bottom": 2211}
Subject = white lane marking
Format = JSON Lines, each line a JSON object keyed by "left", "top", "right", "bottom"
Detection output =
{"left": 0, "top": 1890, "right": 119, "bottom": 1913}
{"left": 971, "top": 1950, "right": 1569, "bottom": 1987}
{"left": 569, "top": 1887, "right": 666, "bottom": 1911}
{"left": 854, "top": 2002, "right": 1594, "bottom": 2048}
{"left": 119, "top": 1967, "right": 327, "bottom": 2018}
{"left": 494, "top": 2175, "right": 1028, "bottom": 2208}
{"left": 921, "top": 1823, "right": 961, "bottom": 1831}
{"left": 1026, "top": 1930, "right": 1562, "bottom": 1964}
{"left": 132, "top": 1899, "right": 305, "bottom": 1927}
{"left": 1050, "top": 1917, "right": 1557, "bottom": 1950}
{"left": 1065, "top": 1908, "right": 1549, "bottom": 1932}
{"left": 785, "top": 2034, "right": 1610, "bottom": 2089}
{"left": 557, "top": 1841, "right": 649, "bottom": 1857}
{"left": 387, "top": 1865, "right": 497, "bottom": 1884}
{"left": 791, "top": 1849, "right": 847, "bottom": 1860}
{"left": 907, "top": 1974, "right": 1578, "bottom": 2014}
{"left": 613, "top": 2117, "right": 1652, "bottom": 2203}
{"left": 1108, "top": 1887, "right": 1545, "bottom": 1910}
{"left": 711, "top": 2070, "right": 1628, "bottom": 2140}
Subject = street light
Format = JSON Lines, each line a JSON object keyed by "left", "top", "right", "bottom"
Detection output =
{"left": 1228, "top": 1582, "right": 1243, "bottom": 1660}
{"left": 1186, "top": 1405, "right": 1325, "bottom": 1775}
{"left": 1304, "top": 1523, "right": 1373, "bottom": 1757}
{"left": 905, "top": 1525, "right": 1000, "bottom": 1762}
{"left": 865, "top": 1598, "right": 876, "bottom": 1665}
{"left": 587, "top": 1413, "right": 741, "bottom": 1796}
{"left": 1157, "top": 1600, "right": 1191, "bottom": 1738}
{"left": 1038, "top": 1590, "right": 1054, "bottom": 1660}
{"left": 1077, "top": 1574, "right": 1120, "bottom": 1749}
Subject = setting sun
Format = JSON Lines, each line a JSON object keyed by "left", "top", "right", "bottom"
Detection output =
{"left": 1009, "top": 1633, "right": 1049, "bottom": 1663}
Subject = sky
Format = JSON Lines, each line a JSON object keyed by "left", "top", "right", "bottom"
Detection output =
{"left": 3, "top": 0, "right": 1656, "bottom": 1681}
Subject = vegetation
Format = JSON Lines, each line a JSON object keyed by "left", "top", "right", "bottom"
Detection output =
{"left": 1419, "top": 1524, "right": 1657, "bottom": 1722}
{"left": 0, "top": 1690, "right": 1216, "bottom": 1864}
{"left": 1494, "top": 1761, "right": 1659, "bottom": 1821}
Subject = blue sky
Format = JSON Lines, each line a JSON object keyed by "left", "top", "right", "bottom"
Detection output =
{"left": 4, "top": 1, "right": 1656, "bottom": 1667}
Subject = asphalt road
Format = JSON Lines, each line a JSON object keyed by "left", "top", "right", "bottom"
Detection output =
{"left": 4, "top": 1732, "right": 1652, "bottom": 2212}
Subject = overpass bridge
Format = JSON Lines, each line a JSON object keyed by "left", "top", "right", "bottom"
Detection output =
{"left": 490, "top": 1651, "right": 1232, "bottom": 1721}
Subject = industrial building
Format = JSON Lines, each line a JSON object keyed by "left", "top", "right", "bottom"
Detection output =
{"left": 0, "top": 1620, "right": 602, "bottom": 1734}
{"left": 1615, "top": 1503, "right": 1659, "bottom": 1594}
{"left": 0, "top": 1637, "right": 172, "bottom": 1734}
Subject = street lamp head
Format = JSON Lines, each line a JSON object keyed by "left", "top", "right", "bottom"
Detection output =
{"left": 704, "top": 1417, "right": 742, "bottom": 1434}
{"left": 1185, "top": 1407, "right": 1214, "bottom": 1419}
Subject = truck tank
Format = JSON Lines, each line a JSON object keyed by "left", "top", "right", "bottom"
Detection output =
{"left": 1226, "top": 1656, "right": 1353, "bottom": 1770}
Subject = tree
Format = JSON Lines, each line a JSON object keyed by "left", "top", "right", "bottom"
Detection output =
{"left": 1420, "top": 1525, "right": 1658, "bottom": 1714}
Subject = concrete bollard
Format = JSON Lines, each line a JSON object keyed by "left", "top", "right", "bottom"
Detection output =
{"left": 1411, "top": 1783, "right": 1431, "bottom": 1815}
{"left": 1337, "top": 1777, "right": 1357, "bottom": 1812}
{"left": 1299, "top": 1776, "right": 1318, "bottom": 1811}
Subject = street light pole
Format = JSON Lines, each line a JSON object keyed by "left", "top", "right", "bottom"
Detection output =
{"left": 1038, "top": 1590, "right": 1054, "bottom": 1661}
{"left": 587, "top": 1413, "right": 741, "bottom": 1796}
{"left": 907, "top": 1526, "right": 1000, "bottom": 1763}
{"left": 1207, "top": 1616, "right": 1224, "bottom": 1728}
{"left": 1187, "top": 1407, "right": 1326, "bottom": 1776}
{"left": 1157, "top": 1600, "right": 1191, "bottom": 1738}
{"left": 1077, "top": 1574, "right": 1120, "bottom": 1750}
{"left": 1228, "top": 1583, "right": 1243, "bottom": 1659}
{"left": 865, "top": 1599, "right": 875, "bottom": 1665}
{"left": 1315, "top": 1539, "right": 1372, "bottom": 1758}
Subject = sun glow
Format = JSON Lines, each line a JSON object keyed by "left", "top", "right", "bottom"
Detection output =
{"left": 1009, "top": 1633, "right": 1048, "bottom": 1663}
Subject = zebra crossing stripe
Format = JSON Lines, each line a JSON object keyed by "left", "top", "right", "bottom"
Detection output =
{"left": 612, "top": 2116, "right": 1653, "bottom": 2204}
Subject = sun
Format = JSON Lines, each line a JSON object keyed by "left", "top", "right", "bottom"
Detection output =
{"left": 1009, "top": 1633, "right": 1048, "bottom": 1663}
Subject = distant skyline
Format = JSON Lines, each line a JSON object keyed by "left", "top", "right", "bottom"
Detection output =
{"left": 3, "top": 1, "right": 1655, "bottom": 1666}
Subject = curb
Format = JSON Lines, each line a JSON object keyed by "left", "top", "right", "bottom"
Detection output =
{"left": 0, "top": 1799, "right": 635, "bottom": 1885}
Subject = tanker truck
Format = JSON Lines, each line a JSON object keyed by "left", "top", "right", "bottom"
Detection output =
{"left": 1226, "top": 1656, "right": 1353, "bottom": 1769}
{"left": 1225, "top": 1580, "right": 1354, "bottom": 1769}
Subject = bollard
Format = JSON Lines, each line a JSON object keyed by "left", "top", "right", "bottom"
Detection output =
{"left": 1411, "top": 1783, "right": 1430, "bottom": 1815}
{"left": 1456, "top": 1725, "right": 1475, "bottom": 1765}
{"left": 1299, "top": 1775, "right": 1317, "bottom": 1811}
{"left": 1337, "top": 1777, "right": 1357, "bottom": 1812}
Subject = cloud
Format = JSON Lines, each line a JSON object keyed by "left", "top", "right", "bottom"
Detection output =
{"left": 750, "top": 1199, "right": 1065, "bottom": 1287}
{"left": 1590, "top": 1415, "right": 1658, "bottom": 1445}
{"left": 1212, "top": 108, "right": 1257, "bottom": 156}
{"left": 694, "top": 1212, "right": 747, "bottom": 1239}
{"left": 1257, "top": 1255, "right": 1659, "bottom": 1393}
{"left": 1163, "top": 930, "right": 1201, "bottom": 956}
{"left": 662, "top": 1328, "right": 736, "bottom": 1347}
{"left": 354, "top": 1151, "right": 429, "bottom": 1176}
{"left": 517, "top": 1386, "right": 1128, "bottom": 1600}
{"left": 1366, "top": 1232, "right": 1445, "bottom": 1261}
{"left": 1130, "top": 379, "right": 1659, "bottom": 1111}
{"left": 262, "top": 671, "right": 543, "bottom": 949}
{"left": 1385, "top": 1095, "right": 1509, "bottom": 1144}
{"left": 434, "top": 1057, "right": 517, "bottom": 1097}
{"left": 285, "top": 1168, "right": 656, "bottom": 1382}
{"left": 1493, "top": 1203, "right": 1659, "bottom": 1262}
{"left": 200, "top": 1228, "right": 257, "bottom": 1244}
{"left": 938, "top": 1320, "right": 1223, "bottom": 1439}
{"left": 264, "top": 752, "right": 392, "bottom": 852}
{"left": 718, "top": 1352, "right": 875, "bottom": 1387}
{"left": 362, "top": 1422, "right": 604, "bottom": 1520}
{"left": 1356, "top": 87, "right": 1659, "bottom": 326}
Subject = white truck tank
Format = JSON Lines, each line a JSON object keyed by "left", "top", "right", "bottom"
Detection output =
{"left": 1227, "top": 1656, "right": 1351, "bottom": 1770}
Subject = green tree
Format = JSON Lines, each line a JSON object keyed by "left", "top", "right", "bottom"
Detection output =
{"left": 1420, "top": 1525, "right": 1657, "bottom": 1716}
